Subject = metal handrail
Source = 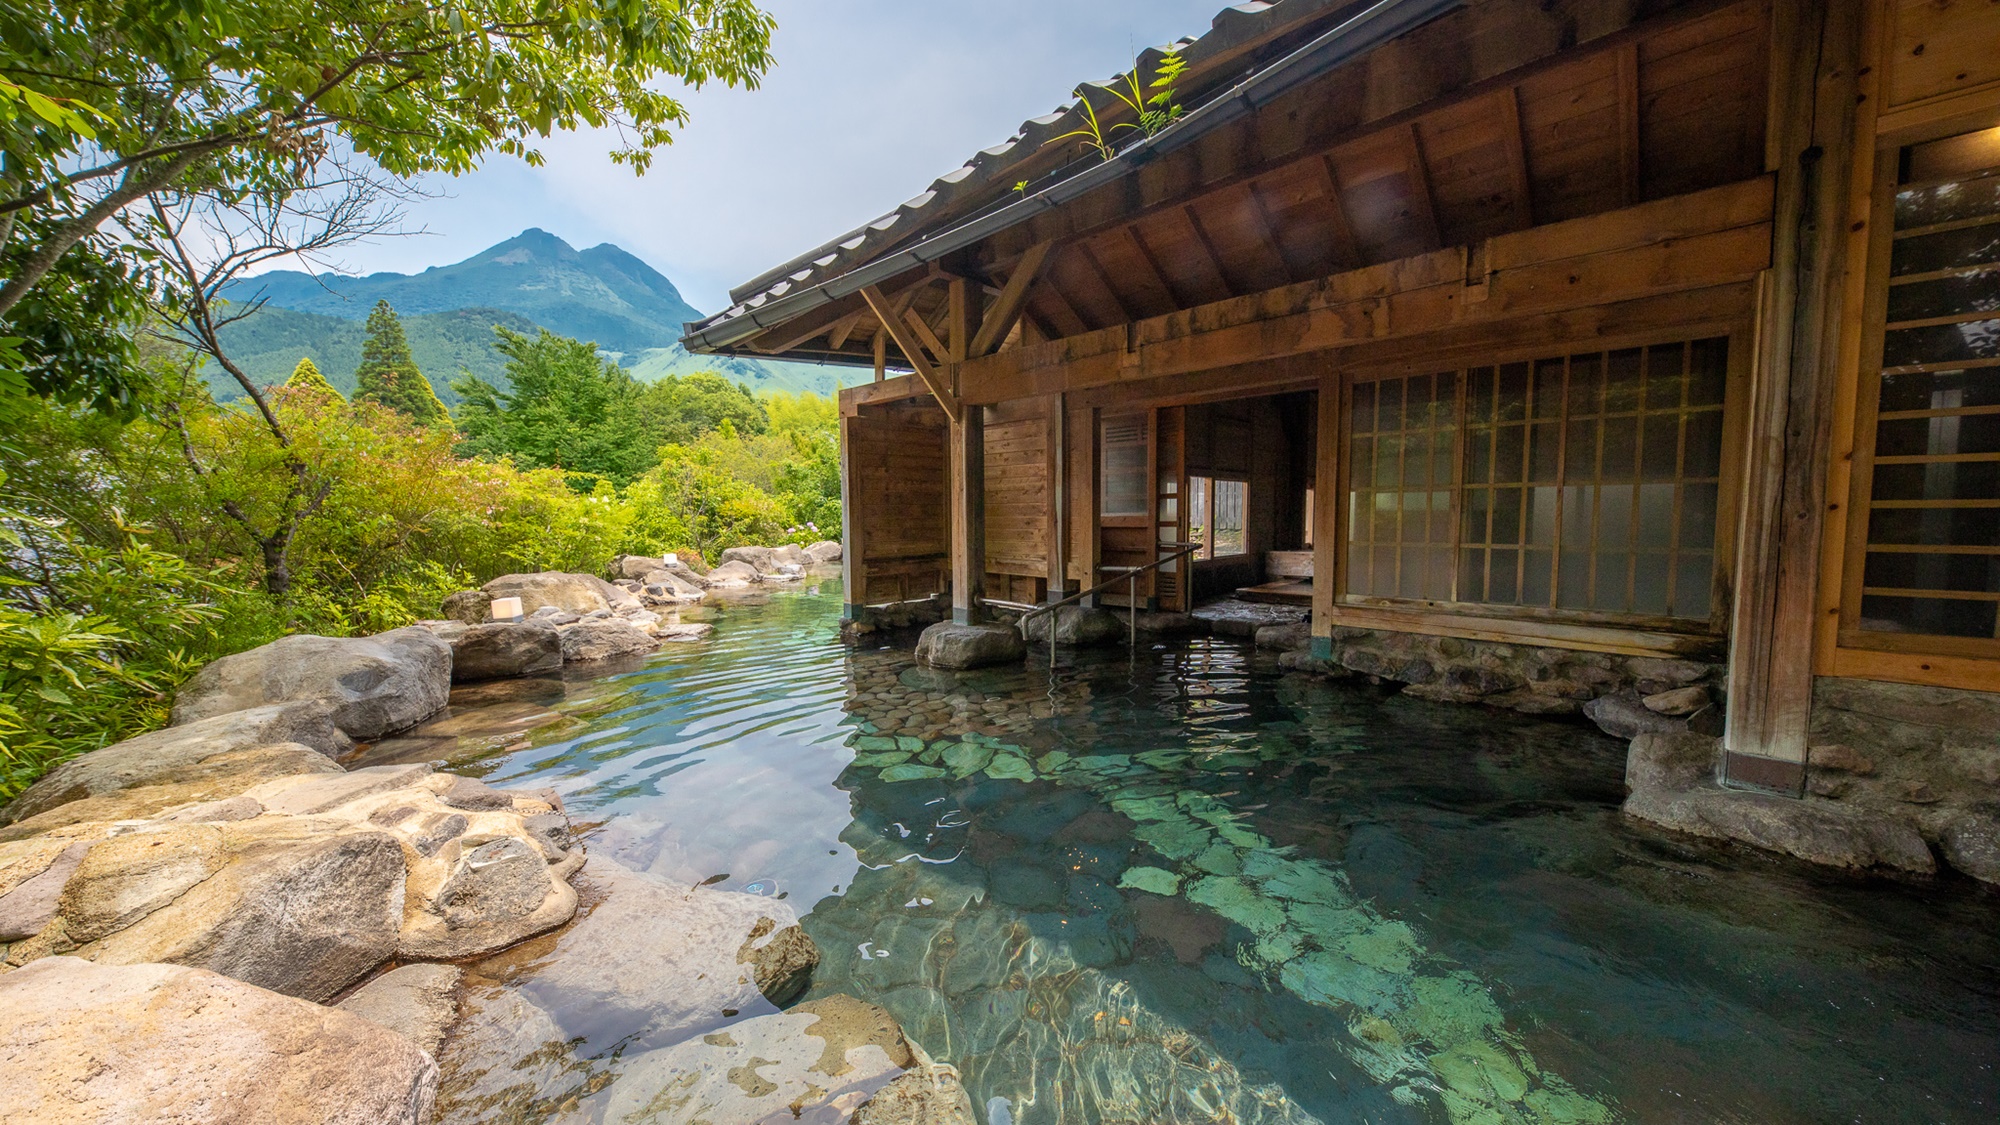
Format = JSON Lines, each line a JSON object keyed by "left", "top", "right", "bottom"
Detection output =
{"left": 1021, "top": 541, "right": 1204, "bottom": 648}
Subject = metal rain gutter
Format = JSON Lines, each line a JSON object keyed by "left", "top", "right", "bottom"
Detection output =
{"left": 682, "top": 0, "right": 1464, "bottom": 355}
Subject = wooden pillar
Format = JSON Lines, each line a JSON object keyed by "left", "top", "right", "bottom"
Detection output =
{"left": 1045, "top": 393, "right": 1070, "bottom": 603}
{"left": 1723, "top": 0, "right": 1865, "bottom": 793}
{"left": 839, "top": 412, "right": 868, "bottom": 621}
{"left": 1310, "top": 375, "right": 1342, "bottom": 661}
{"left": 1069, "top": 403, "right": 1099, "bottom": 608}
{"left": 950, "top": 406, "right": 986, "bottom": 625}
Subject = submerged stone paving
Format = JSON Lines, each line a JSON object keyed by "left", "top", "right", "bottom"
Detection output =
{"left": 826, "top": 649, "right": 1615, "bottom": 1125}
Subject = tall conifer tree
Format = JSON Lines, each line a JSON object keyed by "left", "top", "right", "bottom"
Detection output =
{"left": 354, "top": 300, "right": 447, "bottom": 424}
{"left": 285, "top": 356, "right": 344, "bottom": 401}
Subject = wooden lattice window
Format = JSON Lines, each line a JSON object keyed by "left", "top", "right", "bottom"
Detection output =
{"left": 1347, "top": 371, "right": 1459, "bottom": 600}
{"left": 1343, "top": 338, "right": 1730, "bottom": 624}
{"left": 1841, "top": 125, "right": 2000, "bottom": 652}
{"left": 1100, "top": 413, "right": 1150, "bottom": 519}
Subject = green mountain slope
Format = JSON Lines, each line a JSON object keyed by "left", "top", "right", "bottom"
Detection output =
{"left": 211, "top": 306, "right": 542, "bottom": 405}
{"left": 217, "top": 229, "right": 855, "bottom": 399}
{"left": 626, "top": 345, "right": 855, "bottom": 397}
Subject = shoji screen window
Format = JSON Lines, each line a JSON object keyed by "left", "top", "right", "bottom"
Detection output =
{"left": 1344, "top": 338, "right": 1729, "bottom": 624}
{"left": 1843, "top": 126, "right": 2000, "bottom": 650}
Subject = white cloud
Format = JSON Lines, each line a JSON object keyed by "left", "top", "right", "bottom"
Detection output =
{"left": 318, "top": 0, "right": 1224, "bottom": 314}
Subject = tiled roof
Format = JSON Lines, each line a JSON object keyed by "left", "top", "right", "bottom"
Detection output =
{"left": 684, "top": 0, "right": 1395, "bottom": 350}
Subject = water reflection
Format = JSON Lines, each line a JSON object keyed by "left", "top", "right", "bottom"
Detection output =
{"left": 380, "top": 580, "right": 2000, "bottom": 1125}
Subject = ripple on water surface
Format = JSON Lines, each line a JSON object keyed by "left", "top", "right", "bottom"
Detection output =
{"left": 369, "top": 580, "right": 2000, "bottom": 1125}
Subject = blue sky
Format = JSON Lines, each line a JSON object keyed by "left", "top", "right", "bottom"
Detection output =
{"left": 334, "top": 0, "right": 1225, "bottom": 314}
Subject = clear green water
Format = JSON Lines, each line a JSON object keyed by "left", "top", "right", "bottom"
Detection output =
{"left": 369, "top": 579, "right": 2000, "bottom": 1124}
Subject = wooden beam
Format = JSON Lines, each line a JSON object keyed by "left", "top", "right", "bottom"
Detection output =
{"left": 1120, "top": 226, "right": 1187, "bottom": 310}
{"left": 953, "top": 177, "right": 1774, "bottom": 406}
{"left": 1308, "top": 155, "right": 1366, "bottom": 270}
{"left": 1498, "top": 86, "right": 1535, "bottom": 231}
{"left": 903, "top": 305, "right": 950, "bottom": 366}
{"left": 970, "top": 240, "right": 1054, "bottom": 357}
{"left": 873, "top": 323, "right": 886, "bottom": 383}
{"left": 1241, "top": 182, "right": 1302, "bottom": 285}
{"left": 1617, "top": 41, "right": 1642, "bottom": 206}
{"left": 861, "top": 284, "right": 960, "bottom": 423}
{"left": 1311, "top": 375, "right": 1341, "bottom": 648}
{"left": 1077, "top": 243, "right": 1139, "bottom": 324}
{"left": 1401, "top": 123, "right": 1444, "bottom": 251}
{"left": 827, "top": 309, "right": 865, "bottom": 351}
{"left": 1036, "top": 279, "right": 1094, "bottom": 338}
{"left": 947, "top": 277, "right": 973, "bottom": 363}
{"left": 1182, "top": 204, "right": 1243, "bottom": 297}
{"left": 839, "top": 412, "right": 866, "bottom": 617}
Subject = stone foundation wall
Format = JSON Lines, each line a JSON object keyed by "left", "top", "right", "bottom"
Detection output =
{"left": 1283, "top": 625, "right": 1726, "bottom": 739}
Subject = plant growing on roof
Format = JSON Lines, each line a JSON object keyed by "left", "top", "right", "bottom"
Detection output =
{"left": 1051, "top": 50, "right": 1188, "bottom": 162}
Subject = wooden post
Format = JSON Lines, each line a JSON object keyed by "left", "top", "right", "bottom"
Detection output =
{"left": 1723, "top": 0, "right": 1865, "bottom": 794}
{"left": 1069, "top": 403, "right": 1099, "bottom": 607}
{"left": 950, "top": 406, "right": 986, "bottom": 625}
{"left": 1311, "top": 375, "right": 1342, "bottom": 661}
{"left": 1046, "top": 393, "right": 1069, "bottom": 603}
{"left": 839, "top": 412, "right": 868, "bottom": 621}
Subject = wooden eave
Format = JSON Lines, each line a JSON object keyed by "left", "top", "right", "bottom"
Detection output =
{"left": 738, "top": 0, "right": 1770, "bottom": 382}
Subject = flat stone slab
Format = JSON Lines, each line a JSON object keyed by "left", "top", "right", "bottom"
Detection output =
{"left": 247, "top": 764, "right": 435, "bottom": 817}
{"left": 339, "top": 963, "right": 464, "bottom": 1057}
{"left": 0, "top": 957, "right": 436, "bottom": 1124}
{"left": 1624, "top": 784, "right": 1936, "bottom": 875}
{"left": 1190, "top": 599, "right": 1308, "bottom": 638}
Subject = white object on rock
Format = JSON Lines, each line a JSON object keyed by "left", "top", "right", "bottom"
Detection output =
{"left": 490, "top": 597, "right": 525, "bottom": 622}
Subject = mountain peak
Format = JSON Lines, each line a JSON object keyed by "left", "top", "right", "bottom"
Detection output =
{"left": 477, "top": 227, "right": 580, "bottom": 265}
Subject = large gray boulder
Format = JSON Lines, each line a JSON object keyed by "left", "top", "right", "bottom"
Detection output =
{"left": 482, "top": 572, "right": 644, "bottom": 617}
{"left": 440, "top": 590, "right": 492, "bottom": 625}
{"left": 171, "top": 628, "right": 451, "bottom": 741}
{"left": 916, "top": 622, "right": 1026, "bottom": 670}
{"left": 705, "top": 559, "right": 762, "bottom": 587}
{"left": 639, "top": 566, "right": 707, "bottom": 604}
{"left": 805, "top": 540, "right": 843, "bottom": 564}
{"left": 1021, "top": 606, "right": 1125, "bottom": 647}
{"left": 0, "top": 957, "right": 436, "bottom": 1125}
{"left": 399, "top": 835, "right": 580, "bottom": 960}
{"left": 511, "top": 860, "right": 818, "bottom": 1049}
{"left": 448, "top": 621, "right": 563, "bottom": 683}
{"left": 73, "top": 819, "right": 410, "bottom": 1001}
{"left": 1, "top": 704, "right": 348, "bottom": 827}
{"left": 558, "top": 618, "right": 662, "bottom": 663}
{"left": 721, "top": 544, "right": 811, "bottom": 575}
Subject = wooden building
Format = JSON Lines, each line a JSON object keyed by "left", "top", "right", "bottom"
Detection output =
{"left": 686, "top": 0, "right": 2000, "bottom": 798}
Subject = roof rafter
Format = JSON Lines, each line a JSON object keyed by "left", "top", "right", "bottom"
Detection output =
{"left": 861, "top": 284, "right": 960, "bottom": 423}
{"left": 969, "top": 239, "right": 1055, "bottom": 357}
{"left": 1498, "top": 86, "right": 1535, "bottom": 231}
{"left": 1307, "top": 154, "right": 1366, "bottom": 270}
{"left": 1400, "top": 123, "right": 1443, "bottom": 251}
